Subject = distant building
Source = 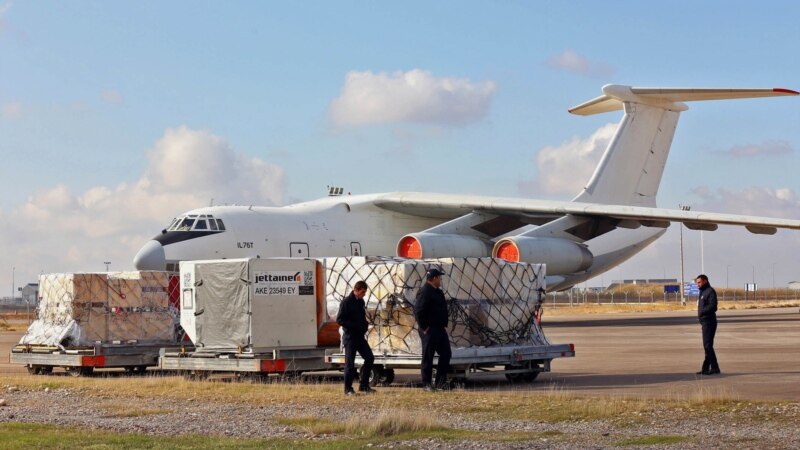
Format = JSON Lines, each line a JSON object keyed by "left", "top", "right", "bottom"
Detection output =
{"left": 606, "top": 278, "right": 678, "bottom": 290}
{"left": 788, "top": 281, "right": 800, "bottom": 291}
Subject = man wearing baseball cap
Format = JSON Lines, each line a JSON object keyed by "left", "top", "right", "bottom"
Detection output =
{"left": 414, "top": 267, "right": 452, "bottom": 391}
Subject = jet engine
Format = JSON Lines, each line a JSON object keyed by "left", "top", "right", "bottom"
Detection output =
{"left": 492, "top": 236, "right": 593, "bottom": 275}
{"left": 397, "top": 233, "right": 492, "bottom": 259}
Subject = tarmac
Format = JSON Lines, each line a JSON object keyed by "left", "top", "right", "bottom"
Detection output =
{"left": 2, "top": 307, "right": 798, "bottom": 401}
{"left": 533, "top": 306, "right": 800, "bottom": 401}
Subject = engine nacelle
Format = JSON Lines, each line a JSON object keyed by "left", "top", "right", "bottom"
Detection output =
{"left": 397, "top": 233, "right": 492, "bottom": 259}
{"left": 492, "top": 236, "right": 593, "bottom": 275}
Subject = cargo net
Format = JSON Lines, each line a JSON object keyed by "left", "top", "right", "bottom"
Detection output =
{"left": 325, "top": 257, "right": 548, "bottom": 355}
{"left": 20, "top": 271, "right": 179, "bottom": 347}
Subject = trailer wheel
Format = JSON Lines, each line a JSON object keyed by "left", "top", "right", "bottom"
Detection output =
{"left": 280, "top": 371, "right": 304, "bottom": 382}
{"left": 134, "top": 365, "right": 148, "bottom": 374}
{"left": 27, "top": 365, "right": 41, "bottom": 375}
{"left": 369, "top": 367, "right": 395, "bottom": 387}
{"left": 523, "top": 371, "right": 540, "bottom": 382}
{"left": 67, "top": 366, "right": 93, "bottom": 377}
{"left": 503, "top": 365, "right": 524, "bottom": 383}
{"left": 39, "top": 366, "right": 53, "bottom": 375}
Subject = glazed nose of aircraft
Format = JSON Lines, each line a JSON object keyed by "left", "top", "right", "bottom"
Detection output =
{"left": 133, "top": 240, "right": 166, "bottom": 271}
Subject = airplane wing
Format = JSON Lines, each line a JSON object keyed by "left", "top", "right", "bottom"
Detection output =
{"left": 374, "top": 192, "right": 800, "bottom": 236}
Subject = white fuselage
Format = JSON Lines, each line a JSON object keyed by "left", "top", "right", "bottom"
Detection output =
{"left": 133, "top": 193, "right": 664, "bottom": 291}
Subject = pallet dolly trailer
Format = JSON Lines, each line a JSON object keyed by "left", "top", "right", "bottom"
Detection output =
{"left": 326, "top": 342, "right": 575, "bottom": 386}
{"left": 11, "top": 342, "right": 176, "bottom": 377}
{"left": 158, "top": 346, "right": 332, "bottom": 380}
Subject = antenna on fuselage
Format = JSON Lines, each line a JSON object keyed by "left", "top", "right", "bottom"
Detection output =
{"left": 327, "top": 186, "right": 345, "bottom": 196}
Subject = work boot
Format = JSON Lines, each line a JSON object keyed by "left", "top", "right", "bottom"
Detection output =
{"left": 359, "top": 386, "right": 377, "bottom": 394}
{"left": 422, "top": 384, "right": 436, "bottom": 392}
{"left": 345, "top": 389, "right": 356, "bottom": 396}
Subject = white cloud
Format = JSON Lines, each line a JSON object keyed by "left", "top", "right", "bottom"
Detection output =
{"left": 1, "top": 102, "right": 22, "bottom": 119}
{"left": 329, "top": 69, "right": 496, "bottom": 126}
{"left": 547, "top": 49, "right": 615, "bottom": 79}
{"left": 519, "top": 123, "right": 616, "bottom": 196}
{"left": 719, "top": 140, "right": 793, "bottom": 158}
{"left": 689, "top": 186, "right": 800, "bottom": 218}
{"left": 0, "top": 2, "right": 11, "bottom": 33}
{"left": 101, "top": 89, "right": 124, "bottom": 104}
{"left": 0, "top": 126, "right": 285, "bottom": 288}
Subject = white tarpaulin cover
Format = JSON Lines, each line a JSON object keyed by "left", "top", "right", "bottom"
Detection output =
{"left": 20, "top": 272, "right": 176, "bottom": 346}
{"left": 325, "top": 257, "right": 546, "bottom": 355}
{"left": 192, "top": 260, "right": 250, "bottom": 351}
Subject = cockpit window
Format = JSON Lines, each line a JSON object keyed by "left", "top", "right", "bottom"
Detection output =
{"left": 166, "top": 214, "right": 225, "bottom": 232}
{"left": 176, "top": 217, "right": 195, "bottom": 231}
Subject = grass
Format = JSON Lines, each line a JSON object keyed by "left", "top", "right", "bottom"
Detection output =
{"left": 276, "top": 411, "right": 449, "bottom": 437}
{"left": 275, "top": 413, "right": 566, "bottom": 444}
{"left": 1, "top": 372, "right": 781, "bottom": 426}
{"left": 0, "top": 422, "right": 564, "bottom": 449}
{"left": 100, "top": 403, "right": 174, "bottom": 418}
{"left": 615, "top": 435, "right": 691, "bottom": 446}
{"left": 0, "top": 423, "right": 302, "bottom": 449}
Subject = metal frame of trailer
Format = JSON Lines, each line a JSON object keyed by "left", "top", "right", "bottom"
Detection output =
{"left": 325, "top": 342, "right": 575, "bottom": 385}
{"left": 10, "top": 342, "right": 177, "bottom": 377}
{"left": 158, "top": 346, "right": 332, "bottom": 379}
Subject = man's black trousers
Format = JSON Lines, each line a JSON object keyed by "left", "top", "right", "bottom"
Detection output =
{"left": 419, "top": 327, "right": 452, "bottom": 387}
{"left": 700, "top": 319, "right": 720, "bottom": 372}
{"left": 343, "top": 334, "right": 374, "bottom": 392}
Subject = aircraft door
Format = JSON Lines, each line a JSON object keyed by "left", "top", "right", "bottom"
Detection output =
{"left": 350, "top": 242, "right": 362, "bottom": 256}
{"left": 290, "top": 242, "right": 310, "bottom": 257}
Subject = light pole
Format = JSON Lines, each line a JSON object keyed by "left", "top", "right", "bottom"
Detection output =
{"left": 11, "top": 266, "right": 15, "bottom": 306}
{"left": 726, "top": 264, "right": 731, "bottom": 289}
{"left": 679, "top": 204, "right": 691, "bottom": 305}
{"left": 104, "top": 261, "right": 111, "bottom": 273}
{"left": 700, "top": 230, "right": 705, "bottom": 274}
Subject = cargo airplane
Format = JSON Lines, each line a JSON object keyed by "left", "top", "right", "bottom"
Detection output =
{"left": 134, "top": 85, "right": 799, "bottom": 291}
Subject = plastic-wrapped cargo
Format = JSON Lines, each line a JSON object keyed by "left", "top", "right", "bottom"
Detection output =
{"left": 324, "top": 257, "right": 546, "bottom": 355}
{"left": 19, "top": 271, "right": 176, "bottom": 347}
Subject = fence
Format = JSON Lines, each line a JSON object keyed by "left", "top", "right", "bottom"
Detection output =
{"left": 545, "top": 288, "right": 800, "bottom": 307}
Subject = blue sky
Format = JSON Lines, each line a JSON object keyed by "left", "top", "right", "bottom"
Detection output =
{"left": 2, "top": 1, "right": 800, "bottom": 292}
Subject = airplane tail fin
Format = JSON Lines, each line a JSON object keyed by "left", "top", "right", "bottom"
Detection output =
{"left": 569, "top": 85, "right": 798, "bottom": 207}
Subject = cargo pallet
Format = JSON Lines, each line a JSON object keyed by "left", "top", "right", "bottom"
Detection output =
{"left": 158, "top": 347, "right": 332, "bottom": 380}
{"left": 11, "top": 342, "right": 176, "bottom": 377}
{"left": 326, "top": 342, "right": 575, "bottom": 386}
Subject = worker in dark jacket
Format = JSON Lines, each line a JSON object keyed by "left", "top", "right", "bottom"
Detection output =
{"left": 696, "top": 274, "right": 721, "bottom": 375}
{"left": 414, "top": 268, "right": 452, "bottom": 391}
{"left": 336, "top": 280, "right": 376, "bottom": 395}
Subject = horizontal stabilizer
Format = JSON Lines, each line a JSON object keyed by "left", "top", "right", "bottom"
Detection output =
{"left": 569, "top": 85, "right": 799, "bottom": 116}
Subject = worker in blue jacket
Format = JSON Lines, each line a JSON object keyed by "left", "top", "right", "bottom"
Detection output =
{"left": 414, "top": 268, "right": 452, "bottom": 391}
{"left": 336, "top": 280, "right": 376, "bottom": 395}
{"left": 696, "top": 274, "right": 721, "bottom": 375}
